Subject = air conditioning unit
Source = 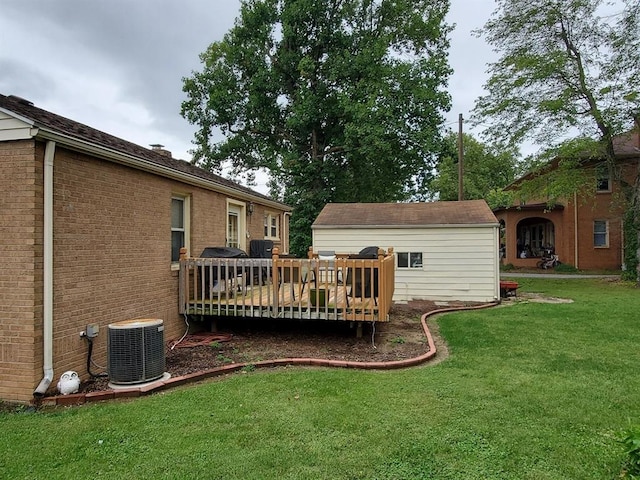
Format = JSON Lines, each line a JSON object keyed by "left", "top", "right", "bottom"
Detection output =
{"left": 108, "top": 318, "right": 165, "bottom": 385}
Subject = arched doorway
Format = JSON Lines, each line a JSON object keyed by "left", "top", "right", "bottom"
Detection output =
{"left": 516, "top": 217, "right": 555, "bottom": 258}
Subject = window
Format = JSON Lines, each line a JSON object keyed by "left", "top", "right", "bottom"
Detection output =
{"left": 171, "top": 196, "right": 190, "bottom": 263}
{"left": 264, "top": 213, "right": 280, "bottom": 239}
{"left": 596, "top": 170, "right": 611, "bottom": 192}
{"left": 593, "top": 220, "right": 608, "bottom": 247}
{"left": 397, "top": 252, "right": 423, "bottom": 269}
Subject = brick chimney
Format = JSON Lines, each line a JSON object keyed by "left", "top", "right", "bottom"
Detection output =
{"left": 150, "top": 144, "right": 172, "bottom": 158}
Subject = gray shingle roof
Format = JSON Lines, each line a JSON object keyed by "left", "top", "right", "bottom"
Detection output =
{"left": 313, "top": 200, "right": 498, "bottom": 227}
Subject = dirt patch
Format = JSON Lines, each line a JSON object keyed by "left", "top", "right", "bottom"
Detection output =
{"left": 79, "top": 300, "right": 470, "bottom": 394}
{"left": 521, "top": 293, "right": 574, "bottom": 304}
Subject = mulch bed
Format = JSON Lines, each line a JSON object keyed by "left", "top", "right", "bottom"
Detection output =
{"left": 78, "top": 300, "right": 466, "bottom": 394}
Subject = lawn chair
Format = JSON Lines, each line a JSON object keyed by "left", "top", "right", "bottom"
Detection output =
{"left": 317, "top": 250, "right": 339, "bottom": 284}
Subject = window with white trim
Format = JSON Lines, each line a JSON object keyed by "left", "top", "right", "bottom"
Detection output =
{"left": 264, "top": 213, "right": 280, "bottom": 239}
{"left": 593, "top": 220, "right": 609, "bottom": 247}
{"left": 397, "top": 252, "right": 423, "bottom": 269}
{"left": 171, "top": 195, "right": 190, "bottom": 263}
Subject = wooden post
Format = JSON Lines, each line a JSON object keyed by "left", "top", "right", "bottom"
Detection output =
{"left": 377, "top": 248, "right": 386, "bottom": 319}
{"left": 178, "top": 247, "right": 188, "bottom": 314}
{"left": 272, "top": 247, "right": 280, "bottom": 311}
{"left": 308, "top": 246, "right": 314, "bottom": 259}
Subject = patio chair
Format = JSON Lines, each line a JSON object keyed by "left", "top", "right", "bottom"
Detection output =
{"left": 317, "top": 250, "right": 341, "bottom": 284}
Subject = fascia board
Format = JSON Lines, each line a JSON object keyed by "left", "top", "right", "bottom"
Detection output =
{"left": 312, "top": 223, "right": 500, "bottom": 229}
{"left": 0, "top": 106, "right": 35, "bottom": 126}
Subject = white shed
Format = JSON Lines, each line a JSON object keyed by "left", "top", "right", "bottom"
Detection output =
{"left": 312, "top": 200, "right": 500, "bottom": 303}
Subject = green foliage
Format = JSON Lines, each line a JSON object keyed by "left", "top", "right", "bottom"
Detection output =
{"left": 182, "top": 0, "right": 453, "bottom": 256}
{"left": 216, "top": 353, "right": 233, "bottom": 363}
{"left": 622, "top": 207, "right": 639, "bottom": 281}
{"left": 390, "top": 336, "right": 406, "bottom": 345}
{"left": 620, "top": 426, "right": 640, "bottom": 478}
{"left": 472, "top": 0, "right": 639, "bottom": 149}
{"left": 473, "top": 0, "right": 640, "bottom": 283}
{"left": 431, "top": 132, "right": 521, "bottom": 204}
{"left": 553, "top": 262, "right": 578, "bottom": 273}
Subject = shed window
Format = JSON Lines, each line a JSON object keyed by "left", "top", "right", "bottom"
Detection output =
{"left": 398, "top": 252, "right": 423, "bottom": 269}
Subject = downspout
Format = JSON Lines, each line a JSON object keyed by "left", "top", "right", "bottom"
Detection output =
{"left": 573, "top": 192, "right": 579, "bottom": 269}
{"left": 34, "top": 140, "right": 56, "bottom": 397}
{"left": 283, "top": 212, "right": 291, "bottom": 254}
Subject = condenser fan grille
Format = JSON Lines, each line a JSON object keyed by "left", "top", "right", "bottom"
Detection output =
{"left": 108, "top": 319, "right": 165, "bottom": 385}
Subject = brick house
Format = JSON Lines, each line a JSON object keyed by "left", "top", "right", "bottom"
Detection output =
{"left": 494, "top": 131, "right": 639, "bottom": 270}
{"left": 0, "top": 94, "right": 291, "bottom": 403}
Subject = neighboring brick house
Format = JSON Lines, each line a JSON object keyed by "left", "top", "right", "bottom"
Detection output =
{"left": 0, "top": 93, "right": 291, "bottom": 403}
{"left": 494, "top": 131, "right": 639, "bottom": 270}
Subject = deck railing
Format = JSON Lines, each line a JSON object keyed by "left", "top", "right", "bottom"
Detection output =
{"left": 178, "top": 247, "right": 395, "bottom": 323}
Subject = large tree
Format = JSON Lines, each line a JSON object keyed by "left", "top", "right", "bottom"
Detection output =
{"left": 472, "top": 0, "right": 640, "bottom": 279}
{"left": 181, "top": 0, "right": 452, "bottom": 256}
{"left": 432, "top": 132, "right": 521, "bottom": 207}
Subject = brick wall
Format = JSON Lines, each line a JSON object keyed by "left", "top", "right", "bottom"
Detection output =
{"left": 497, "top": 161, "right": 635, "bottom": 271}
{"left": 0, "top": 139, "right": 288, "bottom": 402}
{"left": 0, "top": 140, "right": 41, "bottom": 402}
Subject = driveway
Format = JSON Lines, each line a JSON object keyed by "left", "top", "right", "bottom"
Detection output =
{"left": 501, "top": 272, "right": 621, "bottom": 280}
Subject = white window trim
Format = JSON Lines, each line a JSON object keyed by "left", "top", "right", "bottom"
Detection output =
{"left": 171, "top": 194, "right": 191, "bottom": 270}
{"left": 264, "top": 212, "right": 280, "bottom": 240}
{"left": 397, "top": 251, "right": 424, "bottom": 269}
{"left": 227, "top": 199, "right": 247, "bottom": 251}
{"left": 593, "top": 220, "right": 609, "bottom": 248}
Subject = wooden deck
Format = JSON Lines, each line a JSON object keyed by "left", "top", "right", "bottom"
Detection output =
{"left": 179, "top": 249, "right": 395, "bottom": 323}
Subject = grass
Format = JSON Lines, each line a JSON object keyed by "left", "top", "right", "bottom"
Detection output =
{"left": 2, "top": 278, "right": 640, "bottom": 479}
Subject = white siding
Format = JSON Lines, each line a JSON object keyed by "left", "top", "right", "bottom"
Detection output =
{"left": 313, "top": 226, "right": 500, "bottom": 302}
{"left": 0, "top": 111, "right": 33, "bottom": 141}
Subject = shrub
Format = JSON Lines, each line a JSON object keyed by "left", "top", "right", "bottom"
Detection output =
{"left": 554, "top": 263, "right": 578, "bottom": 273}
{"left": 620, "top": 426, "right": 640, "bottom": 478}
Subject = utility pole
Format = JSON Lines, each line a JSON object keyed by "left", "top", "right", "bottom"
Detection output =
{"left": 458, "top": 113, "right": 464, "bottom": 201}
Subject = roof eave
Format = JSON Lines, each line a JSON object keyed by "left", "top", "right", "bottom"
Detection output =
{"left": 34, "top": 127, "right": 290, "bottom": 211}
{"left": 312, "top": 222, "right": 500, "bottom": 229}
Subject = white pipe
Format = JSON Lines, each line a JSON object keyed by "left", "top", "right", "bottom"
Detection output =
{"left": 34, "top": 140, "right": 56, "bottom": 396}
{"left": 283, "top": 212, "right": 291, "bottom": 253}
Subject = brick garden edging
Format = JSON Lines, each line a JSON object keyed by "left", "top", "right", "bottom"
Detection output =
{"left": 36, "top": 302, "right": 499, "bottom": 407}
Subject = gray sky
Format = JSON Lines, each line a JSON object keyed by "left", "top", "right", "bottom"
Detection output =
{"left": 0, "top": 0, "right": 497, "bottom": 193}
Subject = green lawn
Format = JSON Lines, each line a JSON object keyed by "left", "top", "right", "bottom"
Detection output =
{"left": 2, "top": 278, "right": 639, "bottom": 479}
